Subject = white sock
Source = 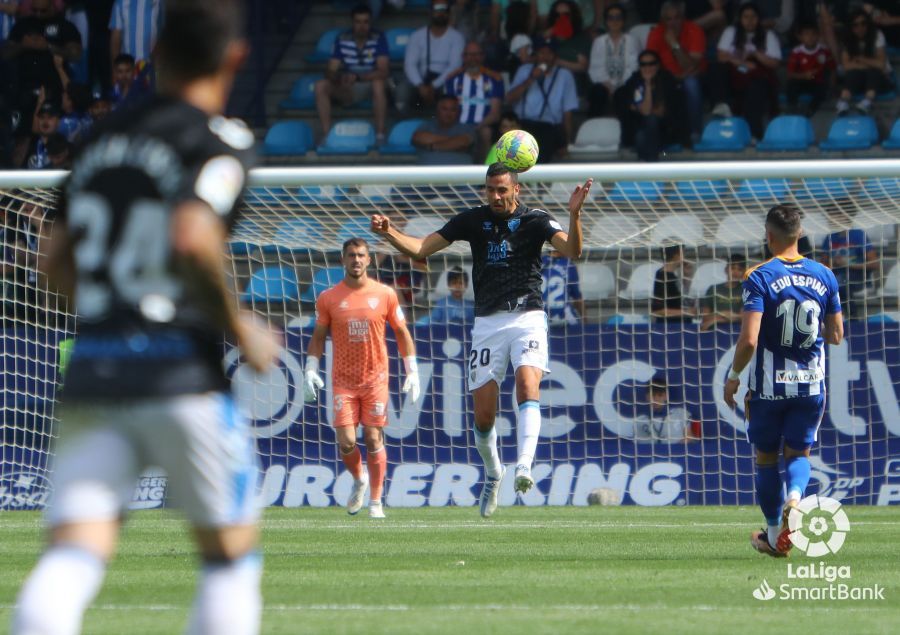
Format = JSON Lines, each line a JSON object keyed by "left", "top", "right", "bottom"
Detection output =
{"left": 186, "top": 552, "right": 262, "bottom": 635}
{"left": 767, "top": 524, "right": 781, "bottom": 550}
{"left": 473, "top": 426, "right": 502, "bottom": 480}
{"left": 12, "top": 544, "right": 106, "bottom": 635}
{"left": 516, "top": 400, "right": 541, "bottom": 470}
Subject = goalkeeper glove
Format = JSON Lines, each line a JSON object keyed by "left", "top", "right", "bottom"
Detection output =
{"left": 402, "top": 356, "right": 421, "bottom": 403}
{"left": 303, "top": 357, "right": 325, "bottom": 403}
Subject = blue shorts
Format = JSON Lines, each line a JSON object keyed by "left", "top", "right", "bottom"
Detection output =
{"left": 746, "top": 393, "right": 826, "bottom": 452}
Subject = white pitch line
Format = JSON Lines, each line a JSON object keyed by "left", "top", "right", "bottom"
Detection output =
{"left": 1, "top": 520, "right": 897, "bottom": 531}
{"left": 0, "top": 603, "right": 894, "bottom": 613}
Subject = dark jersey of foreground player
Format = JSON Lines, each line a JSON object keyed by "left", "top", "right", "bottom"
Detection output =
{"left": 56, "top": 94, "right": 255, "bottom": 400}
{"left": 437, "top": 203, "right": 563, "bottom": 317}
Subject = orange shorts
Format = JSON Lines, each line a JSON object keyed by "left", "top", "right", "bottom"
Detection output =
{"left": 332, "top": 384, "right": 389, "bottom": 428}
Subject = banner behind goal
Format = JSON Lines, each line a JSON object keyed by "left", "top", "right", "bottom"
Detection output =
{"left": 2, "top": 162, "right": 900, "bottom": 510}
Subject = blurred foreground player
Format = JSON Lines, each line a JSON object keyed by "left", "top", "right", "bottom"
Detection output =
{"left": 724, "top": 204, "right": 842, "bottom": 558}
{"left": 371, "top": 163, "right": 591, "bottom": 517}
{"left": 303, "top": 238, "right": 420, "bottom": 519}
{"left": 12, "top": 1, "right": 278, "bottom": 633}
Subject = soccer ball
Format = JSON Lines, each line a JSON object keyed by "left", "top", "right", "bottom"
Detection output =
{"left": 494, "top": 129, "right": 539, "bottom": 172}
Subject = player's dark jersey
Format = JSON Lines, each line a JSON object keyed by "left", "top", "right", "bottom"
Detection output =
{"left": 57, "top": 94, "right": 255, "bottom": 400}
{"left": 437, "top": 204, "right": 563, "bottom": 317}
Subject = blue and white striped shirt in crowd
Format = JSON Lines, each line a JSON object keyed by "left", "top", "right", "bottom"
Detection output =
{"left": 109, "top": 0, "right": 164, "bottom": 62}
{"left": 0, "top": 0, "right": 15, "bottom": 42}
{"left": 742, "top": 257, "right": 841, "bottom": 399}
{"left": 445, "top": 69, "right": 504, "bottom": 125}
{"left": 331, "top": 29, "right": 389, "bottom": 75}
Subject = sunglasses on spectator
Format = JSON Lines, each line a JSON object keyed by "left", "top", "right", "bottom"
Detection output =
{"left": 607, "top": 13, "right": 624, "bottom": 21}
{"left": 639, "top": 60, "right": 658, "bottom": 67}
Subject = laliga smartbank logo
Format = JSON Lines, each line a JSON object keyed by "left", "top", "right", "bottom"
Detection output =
{"left": 788, "top": 494, "right": 850, "bottom": 556}
{"left": 752, "top": 495, "right": 886, "bottom": 602}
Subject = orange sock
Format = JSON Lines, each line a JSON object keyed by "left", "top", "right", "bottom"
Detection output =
{"left": 341, "top": 445, "right": 364, "bottom": 480}
{"left": 367, "top": 446, "right": 387, "bottom": 502}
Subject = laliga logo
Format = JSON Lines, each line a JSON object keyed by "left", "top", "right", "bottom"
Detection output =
{"left": 788, "top": 494, "right": 850, "bottom": 557}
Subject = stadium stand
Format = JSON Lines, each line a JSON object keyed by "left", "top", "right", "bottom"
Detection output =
{"left": 883, "top": 120, "right": 900, "bottom": 149}
{"left": 628, "top": 23, "right": 653, "bottom": 48}
{"left": 300, "top": 266, "right": 345, "bottom": 303}
{"left": 317, "top": 120, "right": 377, "bottom": 155}
{"left": 693, "top": 117, "right": 751, "bottom": 153}
{"left": 262, "top": 121, "right": 314, "bottom": 156}
{"left": 733, "top": 178, "right": 791, "bottom": 201}
{"left": 687, "top": 261, "right": 728, "bottom": 299}
{"left": 671, "top": 180, "right": 730, "bottom": 202}
{"left": 386, "top": 27, "right": 415, "bottom": 61}
{"left": 650, "top": 213, "right": 704, "bottom": 247}
{"left": 819, "top": 116, "right": 880, "bottom": 152}
{"left": 578, "top": 262, "right": 616, "bottom": 301}
{"left": 306, "top": 27, "right": 343, "bottom": 63}
{"left": 242, "top": 266, "right": 300, "bottom": 303}
{"left": 713, "top": 212, "right": 766, "bottom": 247}
{"left": 279, "top": 74, "right": 321, "bottom": 110}
{"left": 379, "top": 119, "right": 425, "bottom": 155}
{"left": 567, "top": 118, "right": 621, "bottom": 155}
{"left": 607, "top": 181, "right": 665, "bottom": 202}
{"left": 617, "top": 262, "right": 661, "bottom": 301}
{"left": 756, "top": 115, "right": 816, "bottom": 152}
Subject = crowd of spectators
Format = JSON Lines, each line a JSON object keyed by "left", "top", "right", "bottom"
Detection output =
{"left": 310, "top": 0, "right": 900, "bottom": 164}
{"left": 0, "top": 0, "right": 160, "bottom": 168}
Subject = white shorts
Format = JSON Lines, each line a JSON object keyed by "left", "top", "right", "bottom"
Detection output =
{"left": 468, "top": 310, "right": 549, "bottom": 391}
{"left": 46, "top": 393, "right": 260, "bottom": 528}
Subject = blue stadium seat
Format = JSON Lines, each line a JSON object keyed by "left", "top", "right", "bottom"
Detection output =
{"left": 863, "top": 176, "right": 900, "bottom": 197}
{"left": 380, "top": 118, "right": 424, "bottom": 154}
{"left": 671, "top": 180, "right": 730, "bottom": 201}
{"left": 607, "top": 181, "right": 664, "bottom": 202}
{"left": 693, "top": 117, "right": 751, "bottom": 152}
{"left": 755, "top": 115, "right": 815, "bottom": 151}
{"left": 279, "top": 74, "right": 321, "bottom": 110}
{"left": 386, "top": 28, "right": 415, "bottom": 61}
{"left": 306, "top": 28, "right": 343, "bottom": 63}
{"left": 296, "top": 185, "right": 346, "bottom": 203}
{"left": 273, "top": 217, "right": 328, "bottom": 249}
{"left": 733, "top": 178, "right": 791, "bottom": 201}
{"left": 241, "top": 266, "right": 299, "bottom": 303}
{"left": 793, "top": 178, "right": 855, "bottom": 201}
{"left": 300, "top": 267, "right": 345, "bottom": 303}
{"left": 262, "top": 121, "right": 313, "bottom": 156}
{"left": 317, "top": 120, "right": 376, "bottom": 155}
{"left": 882, "top": 119, "right": 900, "bottom": 149}
{"left": 819, "top": 116, "right": 879, "bottom": 151}
{"left": 336, "top": 217, "right": 378, "bottom": 244}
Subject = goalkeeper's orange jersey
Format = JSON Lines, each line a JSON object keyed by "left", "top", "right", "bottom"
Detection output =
{"left": 315, "top": 279, "right": 406, "bottom": 390}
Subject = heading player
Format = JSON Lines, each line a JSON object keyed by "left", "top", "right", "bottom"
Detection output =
{"left": 724, "top": 204, "right": 843, "bottom": 558}
{"left": 303, "top": 238, "right": 420, "bottom": 519}
{"left": 12, "top": 1, "right": 277, "bottom": 634}
{"left": 371, "top": 163, "right": 591, "bottom": 517}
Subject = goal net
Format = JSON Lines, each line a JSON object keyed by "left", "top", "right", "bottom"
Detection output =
{"left": 2, "top": 161, "right": 900, "bottom": 511}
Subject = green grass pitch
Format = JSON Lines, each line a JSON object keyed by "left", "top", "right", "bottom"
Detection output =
{"left": 1, "top": 506, "right": 897, "bottom": 634}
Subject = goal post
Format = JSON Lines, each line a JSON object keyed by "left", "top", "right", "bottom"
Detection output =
{"left": 2, "top": 160, "right": 900, "bottom": 511}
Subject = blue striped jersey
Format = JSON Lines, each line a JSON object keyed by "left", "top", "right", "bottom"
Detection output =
{"left": 445, "top": 69, "right": 504, "bottom": 125}
{"left": 0, "top": 1, "right": 13, "bottom": 42}
{"left": 331, "top": 30, "right": 388, "bottom": 75}
{"left": 541, "top": 254, "right": 581, "bottom": 325}
{"left": 742, "top": 257, "right": 841, "bottom": 398}
{"left": 109, "top": 0, "right": 163, "bottom": 63}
